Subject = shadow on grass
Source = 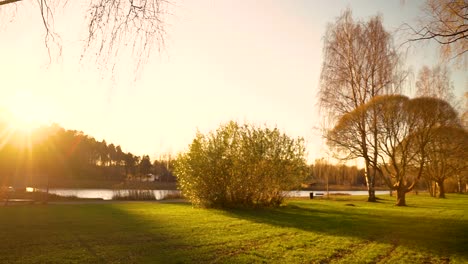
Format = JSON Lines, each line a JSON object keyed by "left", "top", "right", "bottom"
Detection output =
{"left": 221, "top": 199, "right": 468, "bottom": 259}
{"left": 1, "top": 197, "right": 466, "bottom": 263}
{"left": 0, "top": 203, "right": 209, "bottom": 263}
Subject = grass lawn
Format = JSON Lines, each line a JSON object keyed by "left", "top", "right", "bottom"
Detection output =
{"left": 0, "top": 194, "right": 467, "bottom": 263}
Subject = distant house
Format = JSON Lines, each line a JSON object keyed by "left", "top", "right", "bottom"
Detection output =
{"left": 142, "top": 174, "right": 156, "bottom": 182}
{"left": 127, "top": 173, "right": 157, "bottom": 182}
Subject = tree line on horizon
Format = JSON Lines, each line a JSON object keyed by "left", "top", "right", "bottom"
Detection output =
{"left": 0, "top": 122, "right": 175, "bottom": 188}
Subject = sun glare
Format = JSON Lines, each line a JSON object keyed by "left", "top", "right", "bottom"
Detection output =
{"left": 5, "top": 90, "right": 50, "bottom": 132}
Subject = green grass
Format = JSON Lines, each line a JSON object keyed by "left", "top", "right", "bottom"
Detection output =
{"left": 0, "top": 194, "right": 467, "bottom": 263}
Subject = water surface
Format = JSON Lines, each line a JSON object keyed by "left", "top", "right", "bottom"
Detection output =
{"left": 43, "top": 188, "right": 390, "bottom": 200}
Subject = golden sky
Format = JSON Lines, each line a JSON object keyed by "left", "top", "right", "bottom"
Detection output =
{"left": 0, "top": 0, "right": 466, "bottom": 162}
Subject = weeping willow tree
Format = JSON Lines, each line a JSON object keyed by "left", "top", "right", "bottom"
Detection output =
{"left": 420, "top": 126, "right": 467, "bottom": 198}
{"left": 330, "top": 95, "right": 460, "bottom": 206}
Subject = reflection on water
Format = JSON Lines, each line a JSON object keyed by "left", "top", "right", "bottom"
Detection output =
{"left": 42, "top": 188, "right": 390, "bottom": 200}
{"left": 44, "top": 189, "right": 180, "bottom": 200}
{"left": 288, "top": 190, "right": 390, "bottom": 197}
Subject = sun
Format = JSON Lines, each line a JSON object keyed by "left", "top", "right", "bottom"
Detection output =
{"left": 4, "top": 90, "right": 51, "bottom": 132}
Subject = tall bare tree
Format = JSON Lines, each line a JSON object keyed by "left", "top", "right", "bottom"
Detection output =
{"left": 319, "top": 9, "right": 404, "bottom": 202}
{"left": 414, "top": 65, "right": 465, "bottom": 195}
{"left": 1, "top": 0, "right": 169, "bottom": 76}
{"left": 415, "top": 65, "right": 455, "bottom": 103}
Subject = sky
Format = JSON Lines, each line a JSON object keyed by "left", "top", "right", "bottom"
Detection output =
{"left": 0, "top": 0, "right": 466, "bottom": 163}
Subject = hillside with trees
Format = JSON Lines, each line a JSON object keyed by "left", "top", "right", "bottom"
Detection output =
{"left": 0, "top": 116, "right": 175, "bottom": 189}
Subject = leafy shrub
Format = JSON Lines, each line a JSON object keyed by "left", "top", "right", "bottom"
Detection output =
{"left": 174, "top": 121, "right": 308, "bottom": 208}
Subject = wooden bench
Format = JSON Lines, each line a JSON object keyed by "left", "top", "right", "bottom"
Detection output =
{"left": 309, "top": 192, "right": 324, "bottom": 199}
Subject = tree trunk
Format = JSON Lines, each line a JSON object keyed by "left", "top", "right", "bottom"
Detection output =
{"left": 368, "top": 189, "right": 376, "bottom": 202}
{"left": 457, "top": 175, "right": 463, "bottom": 193}
{"left": 396, "top": 189, "right": 406, "bottom": 206}
{"left": 426, "top": 179, "right": 434, "bottom": 197}
{"left": 364, "top": 164, "right": 377, "bottom": 202}
{"left": 437, "top": 180, "right": 446, "bottom": 198}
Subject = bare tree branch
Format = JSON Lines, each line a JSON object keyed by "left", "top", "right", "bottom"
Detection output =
{"left": 403, "top": 0, "right": 468, "bottom": 67}
{"left": 0, "top": 0, "right": 22, "bottom": 6}
{"left": 1, "top": 0, "right": 169, "bottom": 79}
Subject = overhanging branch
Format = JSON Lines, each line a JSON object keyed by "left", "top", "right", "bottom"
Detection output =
{"left": 0, "top": 0, "right": 22, "bottom": 6}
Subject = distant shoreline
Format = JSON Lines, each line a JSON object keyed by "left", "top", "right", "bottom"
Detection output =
{"left": 10, "top": 181, "right": 403, "bottom": 192}
{"left": 27, "top": 182, "right": 390, "bottom": 191}
{"left": 17, "top": 180, "right": 179, "bottom": 190}
{"left": 301, "top": 184, "right": 391, "bottom": 192}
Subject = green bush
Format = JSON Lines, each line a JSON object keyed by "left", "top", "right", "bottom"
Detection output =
{"left": 174, "top": 121, "right": 308, "bottom": 208}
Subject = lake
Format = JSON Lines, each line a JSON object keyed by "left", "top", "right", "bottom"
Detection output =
{"left": 287, "top": 190, "right": 391, "bottom": 197}
{"left": 43, "top": 188, "right": 391, "bottom": 200}
{"left": 44, "top": 189, "right": 180, "bottom": 200}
